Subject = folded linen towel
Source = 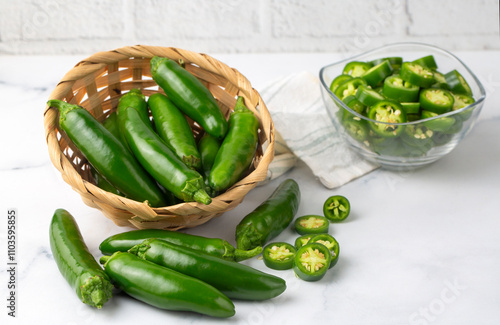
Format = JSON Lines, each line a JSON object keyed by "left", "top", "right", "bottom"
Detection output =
{"left": 260, "top": 71, "right": 378, "bottom": 188}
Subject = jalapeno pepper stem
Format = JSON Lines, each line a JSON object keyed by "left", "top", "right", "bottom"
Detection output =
{"left": 233, "top": 246, "right": 263, "bottom": 262}
{"left": 234, "top": 96, "right": 248, "bottom": 113}
{"left": 99, "top": 255, "right": 111, "bottom": 265}
{"left": 48, "top": 99, "right": 78, "bottom": 120}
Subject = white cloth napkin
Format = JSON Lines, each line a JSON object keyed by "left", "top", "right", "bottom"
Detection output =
{"left": 261, "top": 71, "right": 378, "bottom": 188}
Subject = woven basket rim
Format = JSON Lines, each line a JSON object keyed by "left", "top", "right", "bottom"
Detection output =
{"left": 43, "top": 45, "right": 275, "bottom": 229}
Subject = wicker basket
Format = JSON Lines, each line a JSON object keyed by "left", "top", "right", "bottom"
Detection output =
{"left": 43, "top": 45, "right": 275, "bottom": 230}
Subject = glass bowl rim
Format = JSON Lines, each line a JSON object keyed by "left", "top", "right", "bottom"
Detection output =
{"left": 319, "top": 42, "right": 487, "bottom": 126}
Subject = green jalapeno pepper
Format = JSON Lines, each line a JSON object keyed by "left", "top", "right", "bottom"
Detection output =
{"left": 452, "top": 92, "right": 475, "bottom": 121}
{"left": 330, "top": 74, "right": 353, "bottom": 93}
{"left": 117, "top": 101, "right": 211, "bottom": 204}
{"left": 334, "top": 77, "right": 367, "bottom": 101}
{"left": 412, "top": 55, "right": 438, "bottom": 70}
{"left": 129, "top": 239, "right": 285, "bottom": 301}
{"left": 102, "top": 111, "right": 122, "bottom": 141}
{"left": 198, "top": 132, "right": 221, "bottom": 180}
{"left": 369, "top": 57, "right": 403, "bottom": 70}
{"left": 236, "top": 179, "right": 301, "bottom": 251}
{"left": 49, "top": 209, "right": 113, "bottom": 309}
{"left": 342, "top": 94, "right": 367, "bottom": 116}
{"left": 382, "top": 75, "right": 420, "bottom": 103}
{"left": 99, "top": 229, "right": 262, "bottom": 261}
{"left": 295, "top": 234, "right": 315, "bottom": 249}
{"left": 342, "top": 61, "right": 373, "bottom": 77}
{"left": 293, "top": 242, "right": 332, "bottom": 282}
{"left": 367, "top": 100, "right": 406, "bottom": 138}
{"left": 421, "top": 110, "right": 456, "bottom": 132}
{"left": 47, "top": 100, "right": 167, "bottom": 207}
{"left": 116, "top": 89, "right": 153, "bottom": 149}
{"left": 323, "top": 195, "right": 351, "bottom": 221}
{"left": 148, "top": 93, "right": 201, "bottom": 170}
{"left": 355, "top": 84, "right": 385, "bottom": 106}
{"left": 150, "top": 56, "right": 228, "bottom": 139}
{"left": 401, "top": 102, "right": 421, "bottom": 115}
{"left": 401, "top": 124, "right": 434, "bottom": 154}
{"left": 419, "top": 88, "right": 454, "bottom": 115}
{"left": 342, "top": 116, "right": 369, "bottom": 142}
{"left": 209, "top": 96, "right": 259, "bottom": 192}
{"left": 294, "top": 215, "right": 330, "bottom": 235}
{"left": 445, "top": 70, "right": 472, "bottom": 95}
{"left": 361, "top": 60, "right": 393, "bottom": 87}
{"left": 431, "top": 71, "right": 450, "bottom": 90}
{"left": 308, "top": 234, "right": 340, "bottom": 269}
{"left": 400, "top": 62, "right": 436, "bottom": 88}
{"left": 262, "top": 242, "right": 297, "bottom": 270}
{"left": 100, "top": 252, "right": 235, "bottom": 318}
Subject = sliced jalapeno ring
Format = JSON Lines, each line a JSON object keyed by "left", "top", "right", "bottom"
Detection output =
{"left": 334, "top": 78, "right": 368, "bottom": 101}
{"left": 342, "top": 116, "right": 369, "bottom": 142}
{"left": 419, "top": 88, "right": 454, "bottom": 115}
{"left": 342, "top": 61, "right": 373, "bottom": 77}
{"left": 294, "top": 215, "right": 330, "bottom": 235}
{"left": 382, "top": 75, "right": 420, "bottom": 103}
{"left": 421, "top": 110, "right": 455, "bottom": 132}
{"left": 431, "top": 71, "right": 450, "bottom": 90}
{"left": 444, "top": 70, "right": 472, "bottom": 95}
{"left": 293, "top": 243, "right": 332, "bottom": 282}
{"left": 412, "top": 55, "right": 438, "bottom": 70}
{"left": 355, "top": 84, "right": 385, "bottom": 106}
{"left": 263, "top": 242, "right": 297, "bottom": 270}
{"left": 401, "top": 102, "right": 420, "bottom": 115}
{"left": 369, "top": 57, "right": 403, "bottom": 70}
{"left": 342, "top": 95, "right": 366, "bottom": 116}
{"left": 308, "top": 234, "right": 340, "bottom": 269}
{"left": 330, "top": 74, "right": 353, "bottom": 93}
{"left": 323, "top": 195, "right": 350, "bottom": 221}
{"left": 367, "top": 100, "right": 407, "bottom": 138}
{"left": 361, "top": 60, "right": 393, "bottom": 87}
{"left": 451, "top": 92, "right": 475, "bottom": 121}
{"left": 294, "top": 234, "right": 314, "bottom": 249}
{"left": 401, "top": 124, "right": 434, "bottom": 149}
{"left": 400, "top": 62, "right": 436, "bottom": 88}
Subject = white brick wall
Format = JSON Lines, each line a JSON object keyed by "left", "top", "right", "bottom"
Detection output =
{"left": 0, "top": 0, "right": 498, "bottom": 54}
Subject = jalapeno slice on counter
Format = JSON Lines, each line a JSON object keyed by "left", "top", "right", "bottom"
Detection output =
{"left": 323, "top": 195, "right": 350, "bottom": 222}
{"left": 294, "top": 215, "right": 330, "bottom": 235}
{"left": 334, "top": 78, "right": 368, "bottom": 101}
{"left": 330, "top": 74, "right": 353, "bottom": 93}
{"left": 419, "top": 88, "right": 454, "bottom": 114}
{"left": 263, "top": 242, "right": 297, "bottom": 270}
{"left": 382, "top": 75, "right": 420, "bottom": 103}
{"left": 355, "top": 84, "right": 385, "bottom": 106}
{"left": 367, "top": 100, "right": 406, "bottom": 138}
{"left": 293, "top": 243, "right": 332, "bottom": 282}
{"left": 361, "top": 60, "right": 393, "bottom": 87}
{"left": 445, "top": 70, "right": 472, "bottom": 95}
{"left": 412, "top": 55, "right": 438, "bottom": 70}
{"left": 342, "top": 61, "right": 373, "bottom": 77}
{"left": 295, "top": 234, "right": 314, "bottom": 249}
{"left": 400, "top": 62, "right": 435, "bottom": 88}
{"left": 308, "top": 234, "right": 340, "bottom": 269}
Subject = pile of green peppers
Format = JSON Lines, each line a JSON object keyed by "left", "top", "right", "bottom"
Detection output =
{"left": 48, "top": 56, "right": 260, "bottom": 207}
{"left": 50, "top": 209, "right": 286, "bottom": 317}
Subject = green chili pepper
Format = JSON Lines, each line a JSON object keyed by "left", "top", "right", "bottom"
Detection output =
{"left": 412, "top": 55, "right": 438, "bottom": 70}
{"left": 150, "top": 56, "right": 228, "bottom": 139}
{"left": 361, "top": 60, "right": 393, "bottom": 87}
{"left": 100, "top": 252, "right": 235, "bottom": 318}
{"left": 400, "top": 62, "right": 436, "bottom": 88}
{"left": 444, "top": 70, "right": 472, "bottom": 95}
{"left": 451, "top": 92, "right": 475, "bottom": 121}
{"left": 293, "top": 242, "right": 332, "bottom": 282}
{"left": 370, "top": 57, "right": 403, "bottom": 70}
{"left": 367, "top": 100, "right": 407, "bottom": 138}
{"left": 129, "top": 239, "right": 285, "bottom": 300}
{"left": 294, "top": 234, "right": 314, "bottom": 249}
{"left": 198, "top": 132, "right": 221, "bottom": 179}
{"left": 117, "top": 101, "right": 211, "bottom": 205}
{"left": 382, "top": 75, "right": 420, "bottom": 103}
{"left": 334, "top": 77, "right": 367, "bottom": 101}
{"left": 431, "top": 71, "right": 450, "bottom": 90}
{"left": 401, "top": 102, "right": 421, "bottom": 115}
{"left": 99, "top": 229, "right": 262, "bottom": 261}
{"left": 49, "top": 209, "right": 113, "bottom": 309}
{"left": 330, "top": 74, "right": 353, "bottom": 93}
{"left": 323, "top": 195, "right": 350, "bottom": 221}
{"left": 294, "top": 215, "right": 330, "bottom": 235}
{"left": 421, "top": 110, "right": 455, "bottom": 132}
{"left": 116, "top": 89, "right": 152, "bottom": 148}
{"left": 209, "top": 96, "right": 259, "bottom": 192}
{"left": 308, "top": 234, "right": 340, "bottom": 269}
{"left": 342, "top": 116, "right": 369, "bottom": 142}
{"left": 342, "top": 94, "right": 367, "bottom": 116}
{"left": 47, "top": 100, "right": 167, "bottom": 207}
{"left": 342, "top": 61, "right": 373, "bottom": 77}
{"left": 401, "top": 124, "right": 434, "bottom": 151}
{"left": 102, "top": 111, "right": 122, "bottom": 141}
{"left": 355, "top": 84, "right": 385, "bottom": 106}
{"left": 262, "top": 242, "right": 296, "bottom": 270}
{"left": 236, "top": 179, "right": 301, "bottom": 251}
{"left": 148, "top": 93, "right": 201, "bottom": 170}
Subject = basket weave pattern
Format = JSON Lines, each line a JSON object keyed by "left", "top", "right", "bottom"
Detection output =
{"left": 43, "top": 45, "right": 275, "bottom": 230}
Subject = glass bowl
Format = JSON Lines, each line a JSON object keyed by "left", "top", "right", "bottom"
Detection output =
{"left": 319, "top": 42, "right": 486, "bottom": 170}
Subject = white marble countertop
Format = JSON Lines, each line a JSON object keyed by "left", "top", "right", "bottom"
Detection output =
{"left": 1, "top": 50, "right": 500, "bottom": 325}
